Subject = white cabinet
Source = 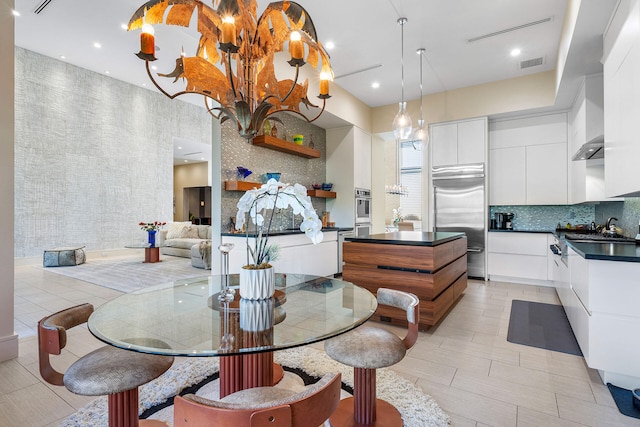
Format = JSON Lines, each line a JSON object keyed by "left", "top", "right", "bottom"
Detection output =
{"left": 326, "top": 126, "right": 372, "bottom": 227}
{"left": 603, "top": 0, "right": 640, "bottom": 197}
{"left": 526, "top": 143, "right": 567, "bottom": 205}
{"left": 223, "top": 231, "right": 338, "bottom": 277}
{"left": 489, "top": 113, "right": 568, "bottom": 205}
{"left": 487, "top": 232, "right": 553, "bottom": 285}
{"left": 489, "top": 147, "right": 526, "bottom": 205}
{"left": 559, "top": 244, "right": 640, "bottom": 389}
{"left": 430, "top": 117, "right": 487, "bottom": 167}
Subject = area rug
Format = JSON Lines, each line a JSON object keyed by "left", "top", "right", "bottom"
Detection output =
{"left": 59, "top": 346, "right": 450, "bottom": 427}
{"left": 39, "top": 255, "right": 205, "bottom": 293}
{"left": 507, "top": 300, "right": 582, "bottom": 356}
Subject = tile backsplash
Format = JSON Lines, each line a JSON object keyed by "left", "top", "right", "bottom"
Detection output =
{"left": 491, "top": 199, "right": 640, "bottom": 237}
{"left": 489, "top": 205, "right": 595, "bottom": 231}
{"left": 221, "top": 114, "right": 327, "bottom": 234}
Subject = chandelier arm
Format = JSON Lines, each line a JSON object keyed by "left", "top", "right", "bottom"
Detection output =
{"left": 266, "top": 98, "right": 326, "bottom": 124}
{"left": 144, "top": 61, "right": 181, "bottom": 100}
{"left": 203, "top": 97, "right": 223, "bottom": 120}
{"left": 226, "top": 49, "right": 238, "bottom": 100}
{"left": 279, "top": 64, "right": 300, "bottom": 104}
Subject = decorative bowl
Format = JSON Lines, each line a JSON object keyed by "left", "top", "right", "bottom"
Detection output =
{"left": 312, "top": 183, "right": 322, "bottom": 190}
{"left": 266, "top": 172, "right": 281, "bottom": 181}
{"left": 321, "top": 183, "right": 333, "bottom": 191}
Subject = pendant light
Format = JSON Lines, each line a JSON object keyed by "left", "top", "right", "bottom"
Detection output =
{"left": 392, "top": 17, "right": 412, "bottom": 140}
{"left": 412, "top": 48, "right": 429, "bottom": 150}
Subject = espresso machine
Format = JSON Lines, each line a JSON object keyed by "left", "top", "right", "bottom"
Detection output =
{"left": 494, "top": 212, "right": 515, "bottom": 230}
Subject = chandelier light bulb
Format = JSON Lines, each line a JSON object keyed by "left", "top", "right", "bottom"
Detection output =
{"left": 412, "top": 119, "right": 428, "bottom": 150}
{"left": 393, "top": 101, "right": 413, "bottom": 140}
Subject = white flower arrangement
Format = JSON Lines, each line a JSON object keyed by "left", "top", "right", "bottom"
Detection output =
{"left": 235, "top": 179, "right": 324, "bottom": 268}
{"left": 392, "top": 207, "right": 404, "bottom": 225}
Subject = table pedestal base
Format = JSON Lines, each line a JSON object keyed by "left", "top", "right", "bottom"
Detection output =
{"left": 329, "top": 397, "right": 403, "bottom": 427}
{"left": 219, "top": 353, "right": 285, "bottom": 398}
{"left": 144, "top": 247, "right": 160, "bottom": 263}
{"left": 107, "top": 389, "right": 169, "bottom": 427}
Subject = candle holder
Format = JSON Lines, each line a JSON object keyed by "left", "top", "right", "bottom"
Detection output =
{"left": 218, "top": 243, "right": 235, "bottom": 302}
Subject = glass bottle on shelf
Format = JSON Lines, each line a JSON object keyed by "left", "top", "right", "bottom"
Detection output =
{"left": 309, "top": 133, "right": 315, "bottom": 149}
{"left": 263, "top": 119, "right": 271, "bottom": 136}
{"left": 271, "top": 123, "right": 278, "bottom": 138}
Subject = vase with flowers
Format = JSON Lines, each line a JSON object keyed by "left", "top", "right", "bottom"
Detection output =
{"left": 392, "top": 207, "right": 404, "bottom": 227}
{"left": 235, "top": 179, "right": 323, "bottom": 299}
{"left": 139, "top": 221, "right": 167, "bottom": 247}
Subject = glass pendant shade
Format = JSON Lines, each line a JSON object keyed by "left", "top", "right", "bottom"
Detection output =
{"left": 393, "top": 102, "right": 413, "bottom": 140}
{"left": 412, "top": 119, "right": 428, "bottom": 150}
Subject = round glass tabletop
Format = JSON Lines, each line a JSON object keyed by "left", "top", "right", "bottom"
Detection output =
{"left": 88, "top": 273, "right": 377, "bottom": 357}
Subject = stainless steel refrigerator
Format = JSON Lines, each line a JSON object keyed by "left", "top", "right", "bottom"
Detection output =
{"left": 432, "top": 163, "right": 486, "bottom": 279}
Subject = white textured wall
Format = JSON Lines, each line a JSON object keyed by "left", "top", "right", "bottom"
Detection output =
{"left": 14, "top": 48, "right": 212, "bottom": 257}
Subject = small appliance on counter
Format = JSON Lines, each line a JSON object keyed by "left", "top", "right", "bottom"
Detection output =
{"left": 493, "top": 212, "right": 514, "bottom": 230}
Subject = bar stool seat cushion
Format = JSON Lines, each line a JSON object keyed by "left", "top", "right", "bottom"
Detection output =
{"left": 64, "top": 346, "right": 174, "bottom": 396}
{"left": 324, "top": 325, "right": 406, "bottom": 369}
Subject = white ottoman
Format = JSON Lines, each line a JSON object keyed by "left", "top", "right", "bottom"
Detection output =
{"left": 190, "top": 242, "right": 211, "bottom": 269}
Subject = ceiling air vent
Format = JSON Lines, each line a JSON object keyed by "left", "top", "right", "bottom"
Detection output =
{"left": 520, "top": 57, "right": 545, "bottom": 69}
{"left": 34, "top": 0, "right": 56, "bottom": 14}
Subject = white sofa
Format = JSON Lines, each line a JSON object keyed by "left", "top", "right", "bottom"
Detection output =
{"left": 158, "top": 222, "right": 212, "bottom": 258}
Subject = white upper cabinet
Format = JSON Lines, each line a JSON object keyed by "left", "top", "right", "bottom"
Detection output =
{"left": 430, "top": 117, "right": 487, "bottom": 167}
{"left": 489, "top": 113, "right": 568, "bottom": 205}
{"left": 603, "top": 0, "right": 640, "bottom": 197}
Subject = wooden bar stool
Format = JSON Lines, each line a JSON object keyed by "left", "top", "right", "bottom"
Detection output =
{"left": 324, "top": 288, "right": 419, "bottom": 426}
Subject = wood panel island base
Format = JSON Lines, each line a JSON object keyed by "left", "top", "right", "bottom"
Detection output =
{"left": 343, "top": 232, "right": 467, "bottom": 330}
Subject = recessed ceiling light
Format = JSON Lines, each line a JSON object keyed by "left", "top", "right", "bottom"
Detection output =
{"left": 184, "top": 160, "right": 188, "bottom": 163}
{"left": 510, "top": 48, "right": 521, "bottom": 57}
{"left": 12, "top": 10, "right": 20, "bottom": 17}
{"left": 325, "top": 41, "right": 335, "bottom": 50}
{"left": 121, "top": 24, "right": 128, "bottom": 30}
{"left": 177, "top": 146, "right": 183, "bottom": 150}
{"left": 200, "top": 157, "right": 205, "bottom": 160}
{"left": 151, "top": 65, "right": 158, "bottom": 70}
{"left": 105, "top": 70, "right": 110, "bottom": 74}
{"left": 93, "top": 42, "right": 102, "bottom": 49}
{"left": 371, "top": 82, "right": 380, "bottom": 89}
{"left": 142, "top": 83, "right": 147, "bottom": 86}
{"left": 60, "top": 55, "right": 66, "bottom": 59}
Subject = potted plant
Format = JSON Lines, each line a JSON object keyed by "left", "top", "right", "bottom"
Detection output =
{"left": 235, "top": 179, "right": 323, "bottom": 299}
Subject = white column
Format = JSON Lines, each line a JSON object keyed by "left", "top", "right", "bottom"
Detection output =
{"left": 0, "top": 0, "right": 18, "bottom": 361}
{"left": 210, "top": 119, "right": 222, "bottom": 274}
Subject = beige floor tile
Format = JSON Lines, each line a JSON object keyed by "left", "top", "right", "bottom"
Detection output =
{"left": 393, "top": 354, "right": 457, "bottom": 386}
{"left": 451, "top": 368, "right": 559, "bottom": 416}
{"left": 557, "top": 393, "right": 640, "bottom": 426}
{"left": 0, "top": 383, "right": 75, "bottom": 427}
{"left": 409, "top": 344, "right": 492, "bottom": 376}
{"left": 439, "top": 337, "right": 520, "bottom": 366}
{"left": 417, "top": 377, "right": 518, "bottom": 426}
{"left": 490, "top": 360, "right": 595, "bottom": 402}
{"left": 517, "top": 406, "right": 586, "bottom": 427}
{"left": 0, "top": 359, "right": 40, "bottom": 395}
{"left": 520, "top": 351, "right": 591, "bottom": 380}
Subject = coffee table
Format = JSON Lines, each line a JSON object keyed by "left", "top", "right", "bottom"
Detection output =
{"left": 124, "top": 243, "right": 171, "bottom": 263}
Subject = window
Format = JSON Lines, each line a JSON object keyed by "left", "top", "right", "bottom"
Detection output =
{"left": 400, "top": 142, "right": 423, "bottom": 229}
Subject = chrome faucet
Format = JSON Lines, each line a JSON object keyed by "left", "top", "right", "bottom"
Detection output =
{"left": 606, "top": 217, "right": 618, "bottom": 230}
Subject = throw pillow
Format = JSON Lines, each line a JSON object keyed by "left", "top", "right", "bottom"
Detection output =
{"left": 166, "top": 222, "right": 191, "bottom": 239}
{"left": 181, "top": 225, "right": 201, "bottom": 239}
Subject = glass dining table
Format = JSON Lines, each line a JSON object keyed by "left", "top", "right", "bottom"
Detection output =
{"left": 88, "top": 273, "right": 377, "bottom": 399}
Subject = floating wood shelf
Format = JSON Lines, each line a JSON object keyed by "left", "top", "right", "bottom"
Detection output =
{"left": 224, "top": 181, "right": 262, "bottom": 191}
{"left": 225, "top": 181, "right": 336, "bottom": 198}
{"left": 307, "top": 189, "right": 336, "bottom": 198}
{"left": 252, "top": 135, "right": 321, "bottom": 159}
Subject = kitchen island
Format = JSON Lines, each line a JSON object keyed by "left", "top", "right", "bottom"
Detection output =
{"left": 343, "top": 231, "right": 467, "bottom": 329}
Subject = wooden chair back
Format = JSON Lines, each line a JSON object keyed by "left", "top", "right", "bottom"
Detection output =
{"left": 376, "top": 288, "right": 420, "bottom": 349}
{"left": 174, "top": 372, "right": 341, "bottom": 427}
{"left": 38, "top": 303, "right": 94, "bottom": 386}
{"left": 397, "top": 221, "right": 414, "bottom": 231}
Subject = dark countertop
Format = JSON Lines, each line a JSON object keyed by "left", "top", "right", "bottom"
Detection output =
{"left": 566, "top": 240, "right": 640, "bottom": 263}
{"left": 345, "top": 231, "right": 465, "bottom": 246}
{"left": 489, "top": 229, "right": 553, "bottom": 234}
{"left": 222, "top": 227, "right": 343, "bottom": 237}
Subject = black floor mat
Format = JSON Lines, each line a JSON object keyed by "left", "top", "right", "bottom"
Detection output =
{"left": 607, "top": 383, "right": 640, "bottom": 419}
{"left": 507, "top": 300, "right": 582, "bottom": 356}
